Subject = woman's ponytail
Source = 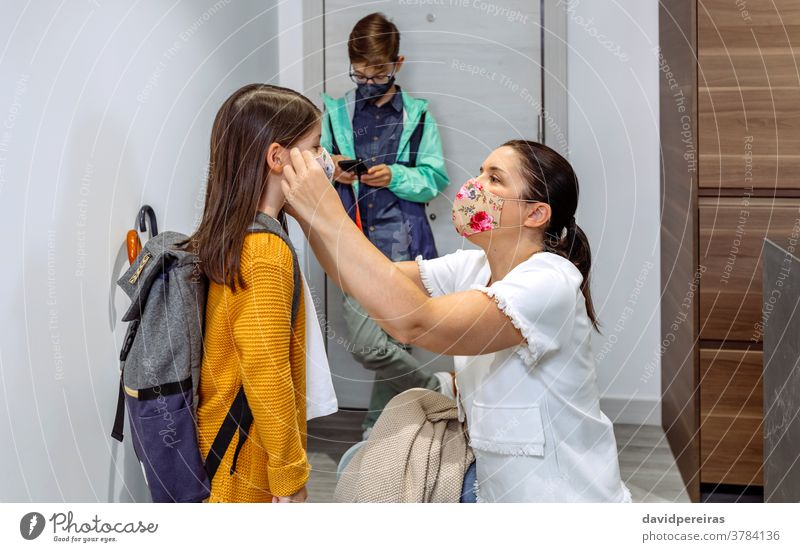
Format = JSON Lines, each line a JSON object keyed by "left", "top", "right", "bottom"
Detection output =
{"left": 504, "top": 139, "right": 600, "bottom": 332}
{"left": 544, "top": 218, "right": 599, "bottom": 331}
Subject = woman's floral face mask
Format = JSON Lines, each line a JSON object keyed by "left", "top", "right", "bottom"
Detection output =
{"left": 451, "top": 178, "right": 507, "bottom": 237}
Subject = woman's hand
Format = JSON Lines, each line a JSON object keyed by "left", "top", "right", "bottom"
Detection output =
{"left": 281, "top": 148, "right": 348, "bottom": 227}
{"left": 272, "top": 485, "right": 308, "bottom": 503}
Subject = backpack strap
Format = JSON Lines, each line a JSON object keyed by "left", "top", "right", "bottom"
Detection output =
{"left": 327, "top": 114, "right": 341, "bottom": 156}
{"left": 204, "top": 386, "right": 252, "bottom": 481}
{"left": 406, "top": 111, "right": 427, "bottom": 168}
{"left": 247, "top": 212, "right": 302, "bottom": 324}
{"left": 203, "top": 212, "right": 302, "bottom": 481}
{"left": 110, "top": 380, "right": 126, "bottom": 442}
{"left": 111, "top": 318, "right": 140, "bottom": 443}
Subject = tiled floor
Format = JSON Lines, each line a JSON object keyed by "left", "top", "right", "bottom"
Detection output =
{"left": 305, "top": 410, "right": 691, "bottom": 503}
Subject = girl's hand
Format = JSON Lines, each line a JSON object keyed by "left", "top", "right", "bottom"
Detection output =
{"left": 282, "top": 148, "right": 347, "bottom": 226}
{"left": 271, "top": 485, "right": 308, "bottom": 503}
{"left": 360, "top": 164, "right": 392, "bottom": 187}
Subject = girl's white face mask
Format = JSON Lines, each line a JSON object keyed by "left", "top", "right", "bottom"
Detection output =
{"left": 314, "top": 147, "right": 335, "bottom": 182}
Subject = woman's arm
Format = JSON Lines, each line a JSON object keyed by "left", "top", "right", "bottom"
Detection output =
{"left": 283, "top": 148, "right": 524, "bottom": 355}
{"left": 396, "top": 260, "right": 428, "bottom": 296}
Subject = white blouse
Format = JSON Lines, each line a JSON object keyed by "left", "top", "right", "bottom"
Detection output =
{"left": 416, "top": 248, "right": 632, "bottom": 503}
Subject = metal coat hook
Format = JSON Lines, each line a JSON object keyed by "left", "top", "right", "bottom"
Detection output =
{"left": 137, "top": 205, "right": 158, "bottom": 239}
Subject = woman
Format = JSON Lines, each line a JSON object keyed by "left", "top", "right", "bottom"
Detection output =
{"left": 281, "top": 140, "right": 632, "bottom": 502}
{"left": 188, "top": 84, "right": 333, "bottom": 503}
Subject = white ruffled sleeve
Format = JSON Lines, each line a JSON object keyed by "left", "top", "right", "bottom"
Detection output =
{"left": 415, "top": 249, "right": 484, "bottom": 298}
{"left": 470, "top": 264, "right": 579, "bottom": 368}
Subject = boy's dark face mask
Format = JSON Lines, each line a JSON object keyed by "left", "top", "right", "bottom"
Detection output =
{"left": 357, "top": 76, "right": 395, "bottom": 102}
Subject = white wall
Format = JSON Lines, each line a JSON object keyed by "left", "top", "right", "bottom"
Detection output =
{"left": 564, "top": 0, "right": 662, "bottom": 424}
{"left": 0, "top": 0, "right": 281, "bottom": 502}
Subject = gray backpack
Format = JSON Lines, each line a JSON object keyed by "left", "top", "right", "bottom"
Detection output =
{"left": 111, "top": 213, "right": 301, "bottom": 502}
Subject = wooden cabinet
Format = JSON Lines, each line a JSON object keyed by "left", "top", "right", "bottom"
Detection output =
{"left": 699, "top": 199, "right": 800, "bottom": 341}
{"left": 700, "top": 348, "right": 764, "bottom": 485}
{"left": 661, "top": 0, "right": 800, "bottom": 500}
{"left": 698, "top": 0, "right": 800, "bottom": 194}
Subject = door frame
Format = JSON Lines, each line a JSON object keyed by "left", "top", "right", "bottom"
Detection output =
{"left": 292, "top": 0, "right": 568, "bottom": 407}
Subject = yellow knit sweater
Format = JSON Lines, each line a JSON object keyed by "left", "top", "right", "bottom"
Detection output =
{"left": 197, "top": 231, "right": 309, "bottom": 502}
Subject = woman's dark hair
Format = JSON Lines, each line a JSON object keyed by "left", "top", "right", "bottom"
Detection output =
{"left": 180, "top": 83, "right": 320, "bottom": 292}
{"left": 503, "top": 139, "right": 600, "bottom": 331}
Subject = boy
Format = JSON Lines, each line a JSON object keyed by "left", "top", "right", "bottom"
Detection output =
{"left": 321, "top": 12, "right": 453, "bottom": 438}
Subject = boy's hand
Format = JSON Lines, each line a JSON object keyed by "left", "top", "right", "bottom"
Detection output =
{"left": 360, "top": 164, "right": 392, "bottom": 187}
{"left": 332, "top": 154, "right": 356, "bottom": 185}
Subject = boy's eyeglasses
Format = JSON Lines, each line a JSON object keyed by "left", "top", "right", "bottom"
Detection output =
{"left": 349, "top": 64, "right": 397, "bottom": 85}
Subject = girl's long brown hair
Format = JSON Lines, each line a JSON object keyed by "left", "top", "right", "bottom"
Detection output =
{"left": 181, "top": 83, "right": 320, "bottom": 292}
{"left": 503, "top": 140, "right": 601, "bottom": 332}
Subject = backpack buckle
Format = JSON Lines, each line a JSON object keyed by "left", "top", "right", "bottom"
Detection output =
{"left": 119, "top": 320, "right": 139, "bottom": 362}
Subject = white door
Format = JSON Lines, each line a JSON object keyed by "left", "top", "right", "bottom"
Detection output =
{"left": 323, "top": 1, "right": 544, "bottom": 407}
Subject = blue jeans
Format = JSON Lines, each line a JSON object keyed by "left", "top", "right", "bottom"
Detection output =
{"left": 460, "top": 461, "right": 477, "bottom": 503}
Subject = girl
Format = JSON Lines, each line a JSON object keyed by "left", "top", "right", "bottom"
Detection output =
{"left": 187, "top": 83, "right": 333, "bottom": 503}
{"left": 281, "top": 140, "right": 633, "bottom": 502}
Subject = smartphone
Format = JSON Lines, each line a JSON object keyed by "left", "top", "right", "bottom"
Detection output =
{"left": 338, "top": 158, "right": 366, "bottom": 177}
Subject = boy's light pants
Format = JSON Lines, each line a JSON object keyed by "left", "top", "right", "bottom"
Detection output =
{"left": 341, "top": 292, "right": 440, "bottom": 430}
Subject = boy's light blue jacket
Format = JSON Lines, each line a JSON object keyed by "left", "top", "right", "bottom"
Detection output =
{"left": 321, "top": 89, "right": 449, "bottom": 203}
{"left": 321, "top": 89, "right": 449, "bottom": 261}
